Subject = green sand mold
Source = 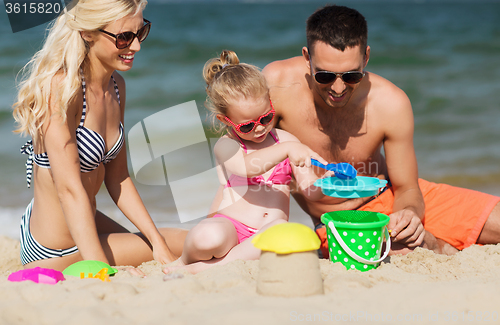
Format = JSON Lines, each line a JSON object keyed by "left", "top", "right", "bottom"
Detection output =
{"left": 62, "top": 260, "right": 118, "bottom": 277}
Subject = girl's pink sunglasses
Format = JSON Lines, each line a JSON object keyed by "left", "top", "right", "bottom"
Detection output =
{"left": 224, "top": 105, "right": 275, "bottom": 134}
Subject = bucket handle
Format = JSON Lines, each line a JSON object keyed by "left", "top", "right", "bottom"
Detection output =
{"left": 327, "top": 221, "right": 391, "bottom": 265}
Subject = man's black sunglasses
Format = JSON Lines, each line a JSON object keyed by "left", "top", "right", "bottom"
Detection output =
{"left": 313, "top": 70, "right": 365, "bottom": 85}
{"left": 99, "top": 19, "right": 151, "bottom": 49}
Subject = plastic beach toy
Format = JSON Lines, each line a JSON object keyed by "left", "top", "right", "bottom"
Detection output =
{"left": 8, "top": 267, "right": 65, "bottom": 284}
{"left": 80, "top": 268, "right": 111, "bottom": 282}
{"left": 311, "top": 159, "right": 357, "bottom": 180}
{"left": 252, "top": 222, "right": 321, "bottom": 254}
{"left": 62, "top": 260, "right": 118, "bottom": 278}
{"left": 321, "top": 211, "right": 391, "bottom": 271}
{"left": 314, "top": 176, "right": 388, "bottom": 198}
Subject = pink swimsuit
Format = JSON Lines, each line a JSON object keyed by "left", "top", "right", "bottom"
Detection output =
{"left": 225, "top": 130, "right": 292, "bottom": 188}
{"left": 216, "top": 130, "right": 293, "bottom": 243}
{"left": 212, "top": 214, "right": 259, "bottom": 244}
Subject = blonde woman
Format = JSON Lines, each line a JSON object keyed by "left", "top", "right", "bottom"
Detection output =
{"left": 13, "top": 0, "right": 187, "bottom": 272}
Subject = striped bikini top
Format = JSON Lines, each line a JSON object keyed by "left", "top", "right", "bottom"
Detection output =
{"left": 21, "top": 75, "right": 125, "bottom": 188}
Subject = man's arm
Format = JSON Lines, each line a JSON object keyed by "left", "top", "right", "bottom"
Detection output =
{"left": 381, "top": 85, "right": 425, "bottom": 247}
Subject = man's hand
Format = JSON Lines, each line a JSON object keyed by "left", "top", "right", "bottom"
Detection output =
{"left": 388, "top": 208, "right": 425, "bottom": 247}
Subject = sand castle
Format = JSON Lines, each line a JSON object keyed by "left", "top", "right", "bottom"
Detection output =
{"left": 252, "top": 222, "right": 323, "bottom": 297}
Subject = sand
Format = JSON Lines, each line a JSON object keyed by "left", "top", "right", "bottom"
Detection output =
{"left": 1, "top": 235, "right": 500, "bottom": 325}
{"left": 257, "top": 251, "right": 323, "bottom": 297}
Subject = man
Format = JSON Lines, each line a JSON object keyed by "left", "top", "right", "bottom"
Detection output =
{"left": 263, "top": 4, "right": 500, "bottom": 257}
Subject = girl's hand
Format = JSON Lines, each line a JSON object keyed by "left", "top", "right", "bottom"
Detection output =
{"left": 321, "top": 170, "right": 336, "bottom": 178}
{"left": 287, "top": 143, "right": 328, "bottom": 168}
{"left": 115, "top": 266, "right": 146, "bottom": 277}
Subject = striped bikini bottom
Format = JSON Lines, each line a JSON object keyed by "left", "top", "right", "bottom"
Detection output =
{"left": 20, "top": 199, "right": 79, "bottom": 265}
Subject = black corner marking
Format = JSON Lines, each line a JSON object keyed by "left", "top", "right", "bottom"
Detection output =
{"left": 4, "top": 0, "right": 77, "bottom": 33}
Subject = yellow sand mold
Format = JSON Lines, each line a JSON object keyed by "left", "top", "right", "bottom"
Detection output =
{"left": 252, "top": 222, "right": 320, "bottom": 254}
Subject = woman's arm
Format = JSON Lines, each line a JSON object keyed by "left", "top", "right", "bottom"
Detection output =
{"left": 103, "top": 73, "right": 175, "bottom": 263}
{"left": 43, "top": 74, "right": 109, "bottom": 263}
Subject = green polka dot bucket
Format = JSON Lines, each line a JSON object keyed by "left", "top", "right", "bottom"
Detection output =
{"left": 320, "top": 210, "right": 391, "bottom": 272}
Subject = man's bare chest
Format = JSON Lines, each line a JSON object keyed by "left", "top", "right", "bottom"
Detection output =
{"left": 279, "top": 109, "right": 385, "bottom": 176}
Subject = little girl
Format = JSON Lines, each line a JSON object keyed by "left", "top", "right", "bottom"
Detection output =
{"left": 164, "top": 50, "right": 329, "bottom": 274}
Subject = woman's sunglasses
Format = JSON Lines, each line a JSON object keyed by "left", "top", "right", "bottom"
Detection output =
{"left": 99, "top": 19, "right": 151, "bottom": 49}
{"left": 225, "top": 107, "right": 275, "bottom": 134}
{"left": 313, "top": 70, "right": 365, "bottom": 85}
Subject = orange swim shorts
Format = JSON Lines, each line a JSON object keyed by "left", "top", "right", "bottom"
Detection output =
{"left": 316, "top": 178, "right": 500, "bottom": 258}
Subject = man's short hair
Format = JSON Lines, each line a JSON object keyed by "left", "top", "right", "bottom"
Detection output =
{"left": 306, "top": 5, "right": 368, "bottom": 54}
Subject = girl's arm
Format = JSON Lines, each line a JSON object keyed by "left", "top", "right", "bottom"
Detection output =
{"left": 43, "top": 74, "right": 108, "bottom": 263}
{"left": 291, "top": 164, "right": 329, "bottom": 201}
{"left": 104, "top": 73, "right": 176, "bottom": 263}
{"left": 214, "top": 132, "right": 328, "bottom": 178}
{"left": 207, "top": 185, "right": 224, "bottom": 218}
{"left": 275, "top": 130, "right": 328, "bottom": 202}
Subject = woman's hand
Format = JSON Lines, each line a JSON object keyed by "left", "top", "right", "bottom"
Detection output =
{"left": 151, "top": 234, "right": 178, "bottom": 264}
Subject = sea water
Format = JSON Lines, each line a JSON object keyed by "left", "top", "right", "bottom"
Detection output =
{"left": 0, "top": 0, "right": 499, "bottom": 238}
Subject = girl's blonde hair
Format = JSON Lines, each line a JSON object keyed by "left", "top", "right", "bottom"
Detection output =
{"left": 12, "top": 0, "right": 147, "bottom": 139}
{"left": 203, "top": 50, "right": 269, "bottom": 134}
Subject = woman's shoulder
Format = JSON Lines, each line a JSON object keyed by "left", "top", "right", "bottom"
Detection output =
{"left": 50, "top": 70, "right": 71, "bottom": 92}
{"left": 111, "top": 71, "right": 126, "bottom": 95}
{"left": 49, "top": 71, "right": 82, "bottom": 113}
{"left": 111, "top": 71, "right": 126, "bottom": 110}
{"left": 112, "top": 71, "right": 125, "bottom": 87}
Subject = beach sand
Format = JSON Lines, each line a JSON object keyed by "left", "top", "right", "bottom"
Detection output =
{"left": 1, "top": 235, "right": 499, "bottom": 324}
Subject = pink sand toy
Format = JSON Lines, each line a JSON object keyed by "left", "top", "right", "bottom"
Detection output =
{"left": 8, "top": 267, "right": 65, "bottom": 284}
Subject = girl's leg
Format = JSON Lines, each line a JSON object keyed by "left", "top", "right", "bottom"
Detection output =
{"left": 181, "top": 217, "right": 238, "bottom": 264}
{"left": 164, "top": 218, "right": 286, "bottom": 274}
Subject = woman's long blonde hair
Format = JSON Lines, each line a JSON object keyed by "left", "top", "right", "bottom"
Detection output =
{"left": 203, "top": 50, "right": 269, "bottom": 134}
{"left": 12, "top": 0, "right": 147, "bottom": 139}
